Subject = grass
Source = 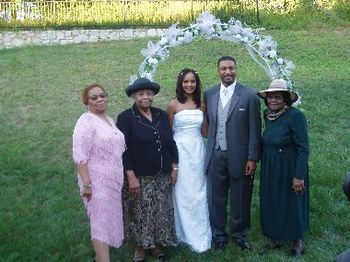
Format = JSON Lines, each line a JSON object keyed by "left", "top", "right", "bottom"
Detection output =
{"left": 0, "top": 22, "right": 350, "bottom": 261}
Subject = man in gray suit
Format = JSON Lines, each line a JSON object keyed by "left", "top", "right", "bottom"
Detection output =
{"left": 204, "top": 56, "right": 261, "bottom": 250}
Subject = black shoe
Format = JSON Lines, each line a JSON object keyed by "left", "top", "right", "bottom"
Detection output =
{"left": 150, "top": 247, "right": 170, "bottom": 261}
{"left": 132, "top": 255, "right": 145, "bottom": 262}
{"left": 259, "top": 240, "right": 282, "bottom": 255}
{"left": 234, "top": 239, "right": 252, "bottom": 251}
{"left": 155, "top": 253, "right": 170, "bottom": 262}
{"left": 291, "top": 240, "right": 304, "bottom": 257}
{"left": 133, "top": 248, "right": 146, "bottom": 262}
{"left": 214, "top": 241, "right": 227, "bottom": 251}
{"left": 266, "top": 240, "right": 282, "bottom": 250}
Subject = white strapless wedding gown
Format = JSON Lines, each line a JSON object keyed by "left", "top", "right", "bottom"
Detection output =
{"left": 172, "top": 109, "right": 212, "bottom": 253}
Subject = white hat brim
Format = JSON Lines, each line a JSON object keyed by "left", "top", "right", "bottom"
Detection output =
{"left": 257, "top": 89, "right": 298, "bottom": 103}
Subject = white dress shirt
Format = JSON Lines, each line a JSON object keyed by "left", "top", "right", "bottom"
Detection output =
{"left": 220, "top": 81, "right": 236, "bottom": 108}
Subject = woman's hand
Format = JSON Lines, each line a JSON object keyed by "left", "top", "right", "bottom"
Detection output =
{"left": 170, "top": 169, "right": 178, "bottom": 186}
{"left": 292, "top": 177, "right": 305, "bottom": 194}
{"left": 77, "top": 164, "right": 92, "bottom": 201}
{"left": 126, "top": 171, "right": 141, "bottom": 198}
{"left": 80, "top": 186, "right": 92, "bottom": 201}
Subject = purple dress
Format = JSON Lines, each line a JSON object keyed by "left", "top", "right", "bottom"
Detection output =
{"left": 72, "top": 112, "right": 125, "bottom": 248}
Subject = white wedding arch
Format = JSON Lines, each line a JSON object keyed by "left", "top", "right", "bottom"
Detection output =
{"left": 130, "top": 11, "right": 299, "bottom": 103}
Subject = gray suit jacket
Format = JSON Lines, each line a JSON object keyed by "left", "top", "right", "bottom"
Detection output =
{"left": 204, "top": 82, "right": 262, "bottom": 178}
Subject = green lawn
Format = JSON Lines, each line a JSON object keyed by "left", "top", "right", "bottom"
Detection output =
{"left": 0, "top": 24, "right": 349, "bottom": 261}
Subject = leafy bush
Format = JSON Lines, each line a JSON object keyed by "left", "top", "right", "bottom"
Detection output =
{"left": 0, "top": 0, "right": 349, "bottom": 29}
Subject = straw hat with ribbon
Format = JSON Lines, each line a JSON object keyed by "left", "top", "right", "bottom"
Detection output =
{"left": 257, "top": 79, "right": 298, "bottom": 103}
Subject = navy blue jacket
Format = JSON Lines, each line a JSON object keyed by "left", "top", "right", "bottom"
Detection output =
{"left": 116, "top": 104, "right": 178, "bottom": 177}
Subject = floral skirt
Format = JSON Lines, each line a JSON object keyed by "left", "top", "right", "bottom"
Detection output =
{"left": 122, "top": 173, "right": 177, "bottom": 249}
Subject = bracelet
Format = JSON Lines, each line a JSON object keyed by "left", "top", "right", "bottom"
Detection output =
{"left": 83, "top": 183, "right": 91, "bottom": 189}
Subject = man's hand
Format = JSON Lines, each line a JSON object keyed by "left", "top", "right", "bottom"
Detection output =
{"left": 245, "top": 160, "right": 256, "bottom": 176}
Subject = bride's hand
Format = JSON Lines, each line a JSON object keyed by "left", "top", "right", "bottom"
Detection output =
{"left": 170, "top": 168, "right": 178, "bottom": 186}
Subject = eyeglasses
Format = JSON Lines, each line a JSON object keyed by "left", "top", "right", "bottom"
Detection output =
{"left": 89, "top": 93, "right": 108, "bottom": 100}
{"left": 266, "top": 95, "right": 283, "bottom": 101}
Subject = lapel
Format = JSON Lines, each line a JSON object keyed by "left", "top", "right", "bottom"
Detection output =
{"left": 131, "top": 104, "right": 160, "bottom": 130}
{"left": 208, "top": 85, "right": 220, "bottom": 124}
{"left": 227, "top": 82, "right": 242, "bottom": 119}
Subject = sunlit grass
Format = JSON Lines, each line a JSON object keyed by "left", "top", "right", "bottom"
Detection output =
{"left": 0, "top": 25, "right": 349, "bottom": 261}
{"left": 0, "top": 0, "right": 349, "bottom": 29}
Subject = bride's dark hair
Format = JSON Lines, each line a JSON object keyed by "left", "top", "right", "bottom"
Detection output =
{"left": 176, "top": 68, "right": 201, "bottom": 108}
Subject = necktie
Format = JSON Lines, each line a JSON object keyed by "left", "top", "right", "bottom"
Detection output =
{"left": 221, "top": 88, "right": 229, "bottom": 108}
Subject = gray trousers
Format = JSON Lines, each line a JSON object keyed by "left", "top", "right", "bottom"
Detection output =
{"left": 207, "top": 149, "right": 253, "bottom": 243}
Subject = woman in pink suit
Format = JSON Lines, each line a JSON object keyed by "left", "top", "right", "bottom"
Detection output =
{"left": 72, "top": 84, "right": 125, "bottom": 262}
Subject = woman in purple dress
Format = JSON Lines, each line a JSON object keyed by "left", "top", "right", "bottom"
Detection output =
{"left": 72, "top": 84, "right": 125, "bottom": 262}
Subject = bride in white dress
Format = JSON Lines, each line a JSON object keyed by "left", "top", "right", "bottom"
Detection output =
{"left": 166, "top": 68, "right": 212, "bottom": 253}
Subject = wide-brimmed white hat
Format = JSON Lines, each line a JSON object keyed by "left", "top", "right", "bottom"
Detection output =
{"left": 257, "top": 79, "right": 298, "bottom": 103}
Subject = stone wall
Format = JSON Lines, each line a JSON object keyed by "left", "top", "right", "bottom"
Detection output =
{"left": 0, "top": 28, "right": 167, "bottom": 49}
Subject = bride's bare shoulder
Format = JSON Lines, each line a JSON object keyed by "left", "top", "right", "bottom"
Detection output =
{"left": 166, "top": 98, "right": 180, "bottom": 113}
